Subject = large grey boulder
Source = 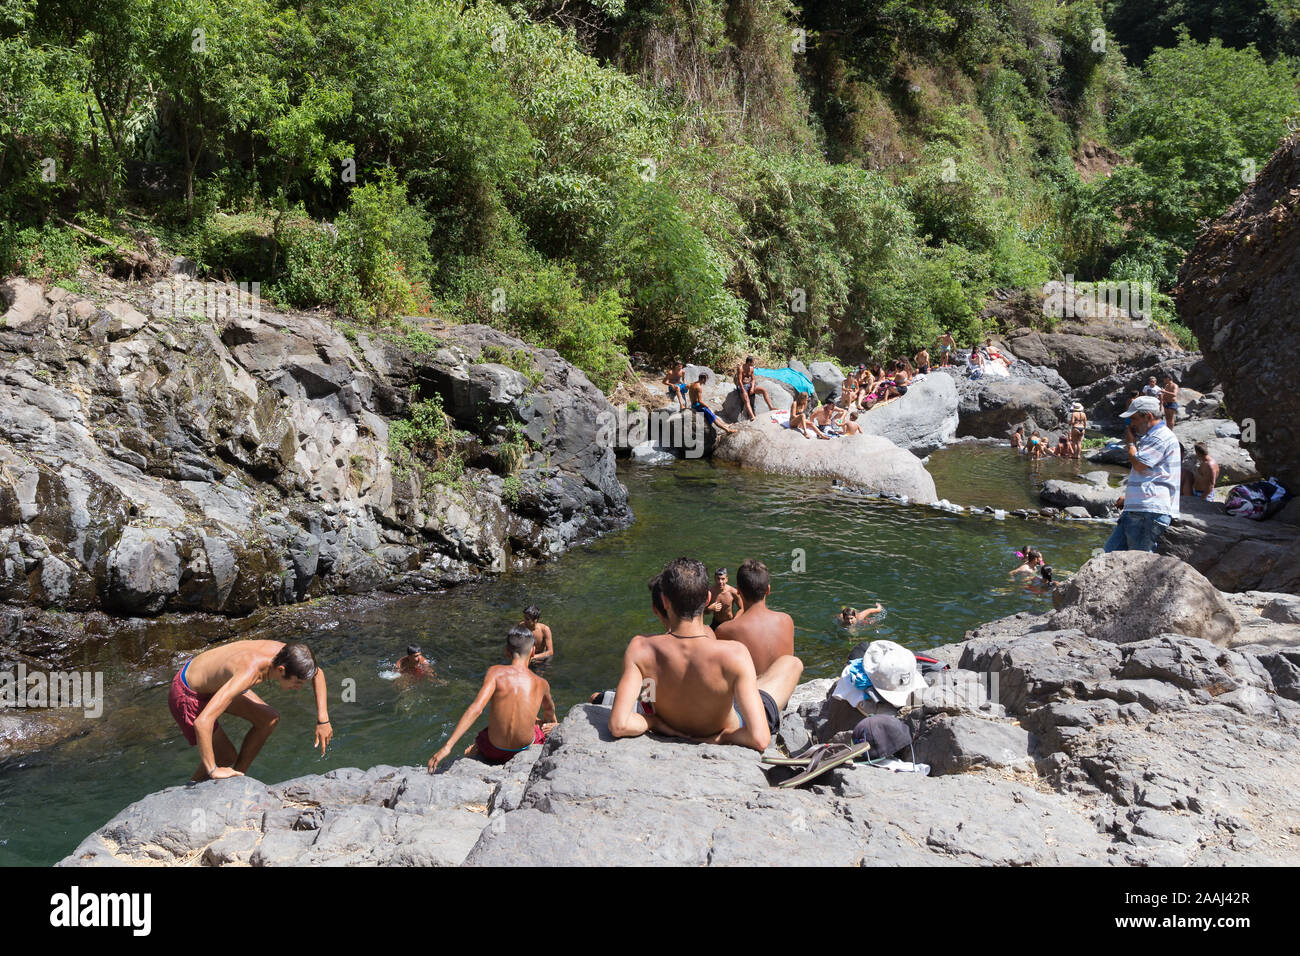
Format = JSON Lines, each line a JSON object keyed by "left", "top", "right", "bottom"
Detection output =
{"left": 1048, "top": 552, "right": 1239, "bottom": 647}
{"left": 911, "top": 714, "right": 1033, "bottom": 776}
{"left": 1038, "top": 478, "right": 1119, "bottom": 517}
{"left": 958, "top": 378, "right": 1067, "bottom": 437}
{"left": 713, "top": 424, "right": 938, "bottom": 503}
{"left": 809, "top": 361, "right": 845, "bottom": 400}
{"left": 854, "top": 374, "right": 959, "bottom": 454}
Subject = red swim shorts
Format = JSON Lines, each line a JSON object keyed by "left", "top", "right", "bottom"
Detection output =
{"left": 474, "top": 724, "right": 547, "bottom": 765}
{"left": 168, "top": 668, "right": 217, "bottom": 746}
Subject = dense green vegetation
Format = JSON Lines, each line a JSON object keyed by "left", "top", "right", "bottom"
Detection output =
{"left": 3, "top": 0, "right": 1298, "bottom": 387}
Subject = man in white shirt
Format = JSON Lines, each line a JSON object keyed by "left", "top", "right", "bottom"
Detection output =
{"left": 1104, "top": 395, "right": 1182, "bottom": 552}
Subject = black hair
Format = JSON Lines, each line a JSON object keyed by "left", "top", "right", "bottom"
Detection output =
{"left": 697, "top": 373, "right": 708, "bottom": 382}
{"left": 272, "top": 642, "right": 317, "bottom": 681}
{"left": 736, "top": 558, "right": 770, "bottom": 603}
{"left": 715, "top": 567, "right": 727, "bottom": 578}
{"left": 659, "top": 557, "right": 710, "bottom": 620}
{"left": 506, "top": 625, "right": 535, "bottom": 657}
{"left": 524, "top": 604, "right": 541, "bottom": 620}
{"left": 1041, "top": 566, "right": 1054, "bottom": 584}
{"left": 406, "top": 645, "right": 421, "bottom": 657}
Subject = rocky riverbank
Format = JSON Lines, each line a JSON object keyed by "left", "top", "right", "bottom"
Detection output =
{"left": 61, "top": 551, "right": 1300, "bottom": 867}
{"left": 0, "top": 275, "right": 629, "bottom": 632}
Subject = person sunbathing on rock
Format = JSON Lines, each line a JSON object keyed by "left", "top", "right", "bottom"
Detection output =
{"left": 733, "top": 356, "right": 774, "bottom": 421}
{"left": 1181, "top": 441, "right": 1220, "bottom": 501}
{"left": 687, "top": 374, "right": 738, "bottom": 435}
{"left": 609, "top": 557, "right": 797, "bottom": 753}
{"left": 168, "top": 640, "right": 331, "bottom": 782}
{"left": 427, "top": 626, "right": 557, "bottom": 772}
{"left": 663, "top": 360, "right": 688, "bottom": 411}
{"left": 810, "top": 399, "right": 842, "bottom": 436}
{"left": 715, "top": 560, "right": 804, "bottom": 697}
{"left": 786, "top": 392, "right": 827, "bottom": 439}
{"left": 967, "top": 345, "right": 985, "bottom": 379}
{"left": 914, "top": 347, "right": 931, "bottom": 375}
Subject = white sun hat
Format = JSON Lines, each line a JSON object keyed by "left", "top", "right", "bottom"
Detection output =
{"left": 862, "top": 640, "right": 928, "bottom": 707}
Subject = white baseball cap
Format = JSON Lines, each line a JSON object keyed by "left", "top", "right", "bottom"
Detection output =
{"left": 862, "top": 640, "right": 928, "bottom": 707}
{"left": 1121, "top": 395, "right": 1161, "bottom": 417}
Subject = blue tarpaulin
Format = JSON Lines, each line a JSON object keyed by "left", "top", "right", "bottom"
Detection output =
{"left": 754, "top": 367, "right": 815, "bottom": 394}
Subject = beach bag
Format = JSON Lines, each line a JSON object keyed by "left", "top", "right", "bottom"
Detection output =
{"left": 1225, "top": 478, "right": 1292, "bottom": 520}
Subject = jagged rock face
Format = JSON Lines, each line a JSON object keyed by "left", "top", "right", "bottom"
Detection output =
{"left": 0, "top": 278, "right": 629, "bottom": 618}
{"left": 1004, "top": 315, "right": 1181, "bottom": 388}
{"left": 1178, "top": 132, "right": 1300, "bottom": 491}
{"left": 932, "top": 363, "right": 1071, "bottom": 438}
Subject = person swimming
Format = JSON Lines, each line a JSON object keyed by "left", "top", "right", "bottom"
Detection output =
{"left": 1010, "top": 547, "right": 1044, "bottom": 575}
{"left": 837, "top": 603, "right": 885, "bottom": 627}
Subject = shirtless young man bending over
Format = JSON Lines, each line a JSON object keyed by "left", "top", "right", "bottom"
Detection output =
{"left": 168, "top": 640, "right": 331, "bottom": 782}
{"left": 714, "top": 559, "right": 803, "bottom": 696}
{"left": 609, "top": 558, "right": 795, "bottom": 752}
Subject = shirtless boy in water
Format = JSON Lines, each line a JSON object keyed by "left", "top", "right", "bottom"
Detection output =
{"left": 609, "top": 558, "right": 801, "bottom": 752}
{"left": 168, "top": 640, "right": 331, "bottom": 782}
{"left": 428, "top": 626, "right": 557, "bottom": 771}
{"left": 706, "top": 567, "right": 741, "bottom": 627}
{"left": 520, "top": 604, "right": 553, "bottom": 665}
{"left": 714, "top": 559, "right": 804, "bottom": 688}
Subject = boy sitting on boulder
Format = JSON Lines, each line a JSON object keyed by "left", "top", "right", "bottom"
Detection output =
{"left": 427, "top": 626, "right": 557, "bottom": 772}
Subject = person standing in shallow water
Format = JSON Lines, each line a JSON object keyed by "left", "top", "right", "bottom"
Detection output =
{"left": 519, "top": 605, "right": 553, "bottom": 666}
{"left": 1105, "top": 395, "right": 1181, "bottom": 552}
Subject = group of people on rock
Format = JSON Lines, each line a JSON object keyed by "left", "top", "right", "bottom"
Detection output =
{"left": 1010, "top": 400, "right": 1089, "bottom": 461}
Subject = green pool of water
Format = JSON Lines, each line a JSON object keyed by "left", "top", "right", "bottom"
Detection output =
{"left": 0, "top": 457, "right": 1108, "bottom": 866}
{"left": 927, "top": 442, "right": 1127, "bottom": 511}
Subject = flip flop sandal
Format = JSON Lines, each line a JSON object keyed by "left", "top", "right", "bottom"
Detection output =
{"left": 774, "top": 740, "right": 874, "bottom": 789}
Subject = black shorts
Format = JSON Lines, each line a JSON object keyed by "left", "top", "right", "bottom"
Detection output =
{"left": 758, "top": 689, "right": 781, "bottom": 735}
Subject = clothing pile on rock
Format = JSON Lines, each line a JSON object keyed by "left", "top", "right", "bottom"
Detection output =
{"left": 1224, "top": 477, "right": 1292, "bottom": 521}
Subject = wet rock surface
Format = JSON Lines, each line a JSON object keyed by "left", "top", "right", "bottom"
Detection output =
{"left": 64, "top": 605, "right": 1300, "bottom": 866}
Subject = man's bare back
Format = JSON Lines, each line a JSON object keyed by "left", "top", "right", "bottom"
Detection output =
{"left": 183, "top": 639, "right": 285, "bottom": 694}
{"left": 614, "top": 632, "right": 768, "bottom": 747}
{"left": 715, "top": 603, "right": 793, "bottom": 677}
{"left": 482, "top": 664, "right": 552, "bottom": 749}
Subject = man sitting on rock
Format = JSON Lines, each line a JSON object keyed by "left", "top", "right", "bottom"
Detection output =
{"left": 1181, "top": 441, "right": 1220, "bottom": 501}
{"left": 1104, "top": 395, "right": 1181, "bottom": 553}
{"left": 427, "top": 626, "right": 557, "bottom": 772}
{"left": 688, "top": 374, "right": 737, "bottom": 436}
{"left": 608, "top": 557, "right": 796, "bottom": 752}
{"left": 715, "top": 559, "right": 804, "bottom": 701}
{"left": 733, "top": 356, "right": 774, "bottom": 421}
{"left": 168, "top": 640, "right": 331, "bottom": 782}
